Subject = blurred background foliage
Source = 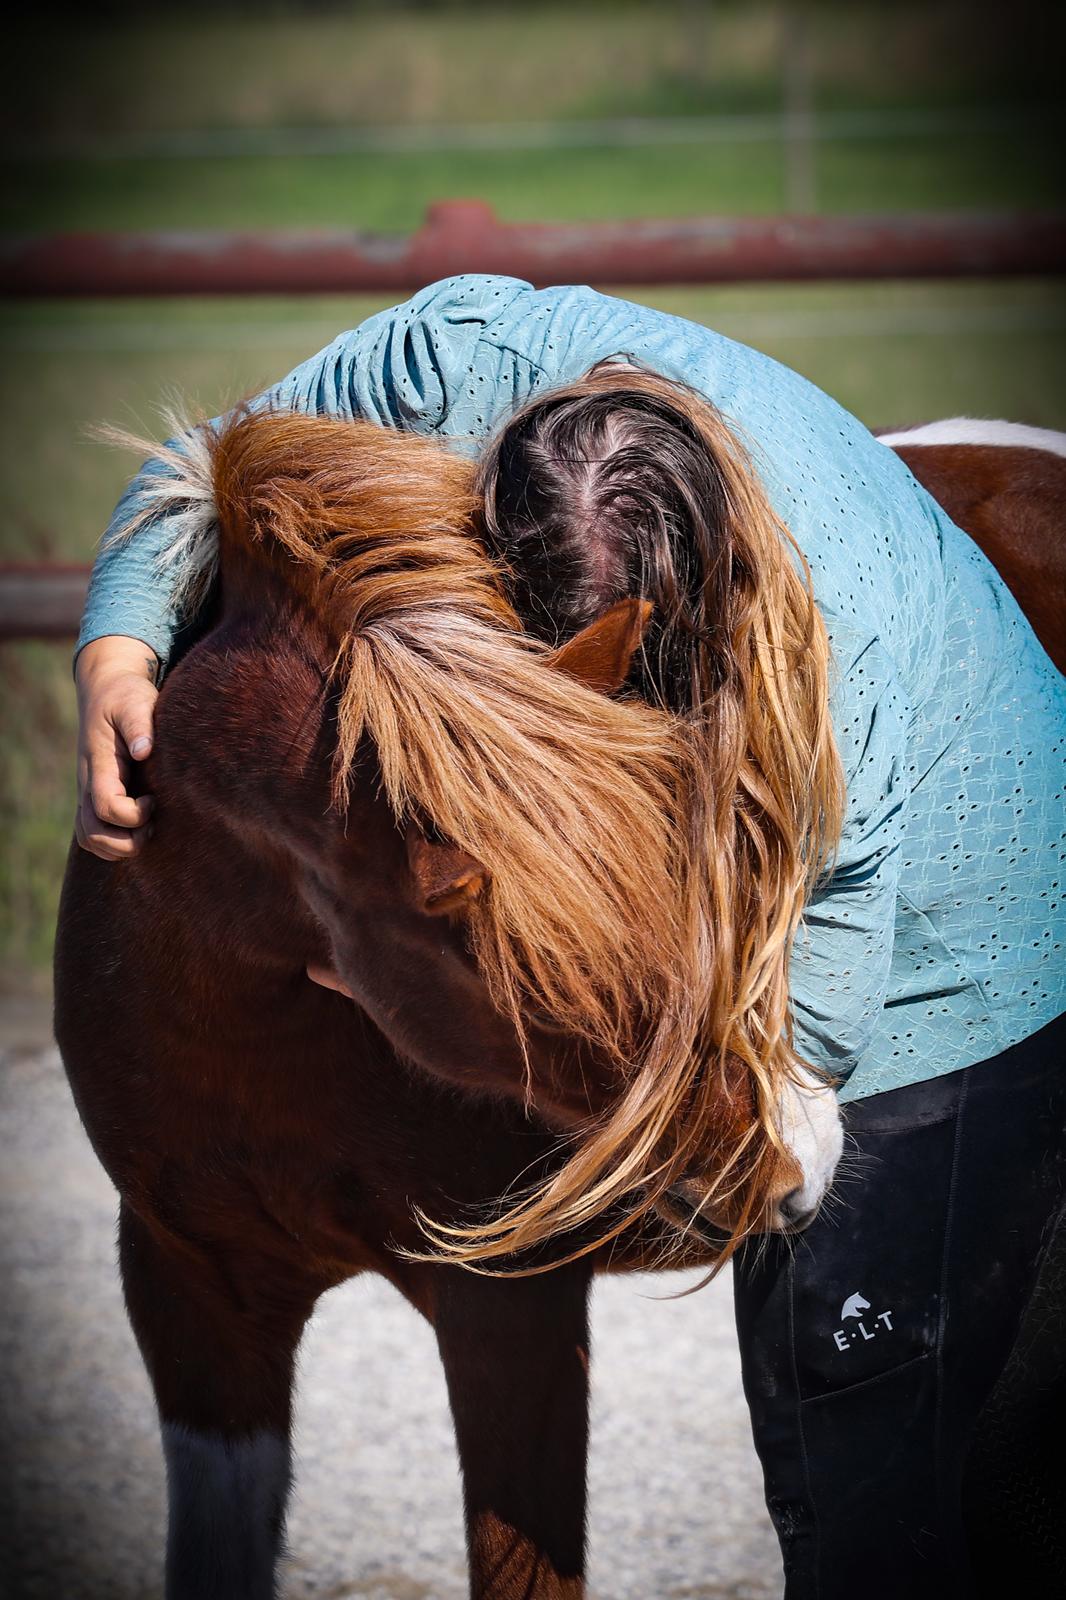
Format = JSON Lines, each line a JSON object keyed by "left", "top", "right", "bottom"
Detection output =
{"left": 7, "top": 0, "right": 1064, "bottom": 139}
{"left": 2, "top": 0, "right": 1064, "bottom": 980}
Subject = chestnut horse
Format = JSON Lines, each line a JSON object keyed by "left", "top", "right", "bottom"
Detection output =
{"left": 54, "top": 412, "right": 1064, "bottom": 1600}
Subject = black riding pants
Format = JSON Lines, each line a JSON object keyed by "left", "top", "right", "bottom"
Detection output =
{"left": 733, "top": 1011, "right": 1066, "bottom": 1600}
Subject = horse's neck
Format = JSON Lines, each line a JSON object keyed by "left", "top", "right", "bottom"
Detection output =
{"left": 216, "top": 535, "right": 326, "bottom": 639}
{"left": 131, "top": 803, "right": 318, "bottom": 1008}
{"left": 147, "top": 606, "right": 336, "bottom": 993}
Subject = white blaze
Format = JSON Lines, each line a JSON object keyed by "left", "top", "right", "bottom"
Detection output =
{"left": 773, "top": 1065, "right": 844, "bottom": 1227}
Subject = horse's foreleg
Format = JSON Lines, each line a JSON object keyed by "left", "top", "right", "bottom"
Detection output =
{"left": 118, "top": 1201, "right": 317, "bottom": 1600}
{"left": 432, "top": 1262, "right": 592, "bottom": 1600}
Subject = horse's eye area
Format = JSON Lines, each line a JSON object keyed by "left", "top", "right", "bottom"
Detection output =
{"left": 420, "top": 818, "right": 449, "bottom": 847}
{"left": 526, "top": 1007, "right": 569, "bottom": 1035}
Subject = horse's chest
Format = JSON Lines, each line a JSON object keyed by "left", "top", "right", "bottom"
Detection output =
{"left": 135, "top": 1134, "right": 386, "bottom": 1282}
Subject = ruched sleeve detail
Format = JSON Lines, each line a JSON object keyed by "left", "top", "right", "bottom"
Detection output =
{"left": 304, "top": 275, "right": 540, "bottom": 438}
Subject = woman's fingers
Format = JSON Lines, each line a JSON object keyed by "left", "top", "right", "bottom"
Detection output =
{"left": 87, "top": 737, "right": 154, "bottom": 831}
{"left": 76, "top": 794, "right": 149, "bottom": 860}
{"left": 74, "top": 650, "right": 160, "bottom": 857}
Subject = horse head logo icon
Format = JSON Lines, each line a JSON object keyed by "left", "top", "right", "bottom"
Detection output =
{"left": 841, "top": 1292, "right": 871, "bottom": 1320}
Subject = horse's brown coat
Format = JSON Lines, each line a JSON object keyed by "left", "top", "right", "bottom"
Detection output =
{"left": 890, "top": 442, "right": 1065, "bottom": 672}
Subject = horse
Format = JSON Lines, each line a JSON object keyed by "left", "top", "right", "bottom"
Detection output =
{"left": 53, "top": 409, "right": 1065, "bottom": 1600}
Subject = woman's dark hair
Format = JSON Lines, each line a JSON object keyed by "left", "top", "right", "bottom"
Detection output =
{"left": 475, "top": 360, "right": 744, "bottom": 715}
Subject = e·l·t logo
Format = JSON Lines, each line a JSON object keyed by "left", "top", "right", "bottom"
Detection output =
{"left": 832, "top": 1290, "right": 894, "bottom": 1353}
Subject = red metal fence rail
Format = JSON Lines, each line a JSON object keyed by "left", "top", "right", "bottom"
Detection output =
{"left": 3, "top": 203, "right": 1065, "bottom": 297}
{"left": 0, "top": 565, "right": 90, "bottom": 641}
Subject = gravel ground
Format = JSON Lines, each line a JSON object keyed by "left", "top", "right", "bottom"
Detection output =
{"left": 0, "top": 1012, "right": 781, "bottom": 1600}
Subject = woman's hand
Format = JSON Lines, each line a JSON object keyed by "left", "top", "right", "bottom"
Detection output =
{"left": 75, "top": 636, "right": 160, "bottom": 860}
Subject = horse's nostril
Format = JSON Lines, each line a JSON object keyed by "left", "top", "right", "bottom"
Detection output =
{"left": 779, "top": 1188, "right": 818, "bottom": 1231}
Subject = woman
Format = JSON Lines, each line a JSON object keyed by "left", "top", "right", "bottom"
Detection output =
{"left": 74, "top": 276, "right": 1065, "bottom": 1597}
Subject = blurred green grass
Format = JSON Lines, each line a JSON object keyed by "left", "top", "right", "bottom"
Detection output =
{"left": 6, "top": 1, "right": 1062, "bottom": 232}
{"left": 6, "top": 124, "right": 1061, "bottom": 232}
{"left": 7, "top": 3, "right": 1060, "bottom": 141}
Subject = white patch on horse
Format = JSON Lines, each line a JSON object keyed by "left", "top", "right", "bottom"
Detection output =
{"left": 162, "top": 1423, "right": 291, "bottom": 1598}
{"left": 773, "top": 1065, "right": 843, "bottom": 1229}
{"left": 876, "top": 418, "right": 1066, "bottom": 459}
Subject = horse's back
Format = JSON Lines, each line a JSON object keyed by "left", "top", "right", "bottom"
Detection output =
{"left": 879, "top": 420, "right": 1066, "bottom": 673}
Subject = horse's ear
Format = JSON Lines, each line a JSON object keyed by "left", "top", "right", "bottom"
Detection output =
{"left": 407, "top": 827, "right": 491, "bottom": 917}
{"left": 549, "top": 597, "right": 653, "bottom": 694}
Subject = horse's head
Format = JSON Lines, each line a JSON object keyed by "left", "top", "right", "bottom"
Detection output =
{"left": 289, "top": 596, "right": 669, "bottom": 1120}
{"left": 138, "top": 408, "right": 841, "bottom": 1264}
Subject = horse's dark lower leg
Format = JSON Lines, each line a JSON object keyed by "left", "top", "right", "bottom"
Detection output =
{"left": 432, "top": 1262, "right": 592, "bottom": 1600}
{"left": 118, "top": 1202, "right": 317, "bottom": 1600}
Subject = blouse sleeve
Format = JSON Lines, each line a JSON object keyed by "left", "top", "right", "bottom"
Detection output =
{"left": 789, "top": 630, "right": 911, "bottom": 1085}
{"left": 75, "top": 276, "right": 543, "bottom": 666}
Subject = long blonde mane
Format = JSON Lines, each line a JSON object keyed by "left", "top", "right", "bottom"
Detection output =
{"left": 111, "top": 396, "right": 843, "bottom": 1267}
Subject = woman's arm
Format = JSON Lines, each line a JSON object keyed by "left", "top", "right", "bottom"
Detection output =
{"left": 74, "top": 275, "right": 543, "bottom": 856}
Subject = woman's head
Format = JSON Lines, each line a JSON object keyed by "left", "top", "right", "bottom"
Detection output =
{"left": 477, "top": 361, "right": 752, "bottom": 719}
